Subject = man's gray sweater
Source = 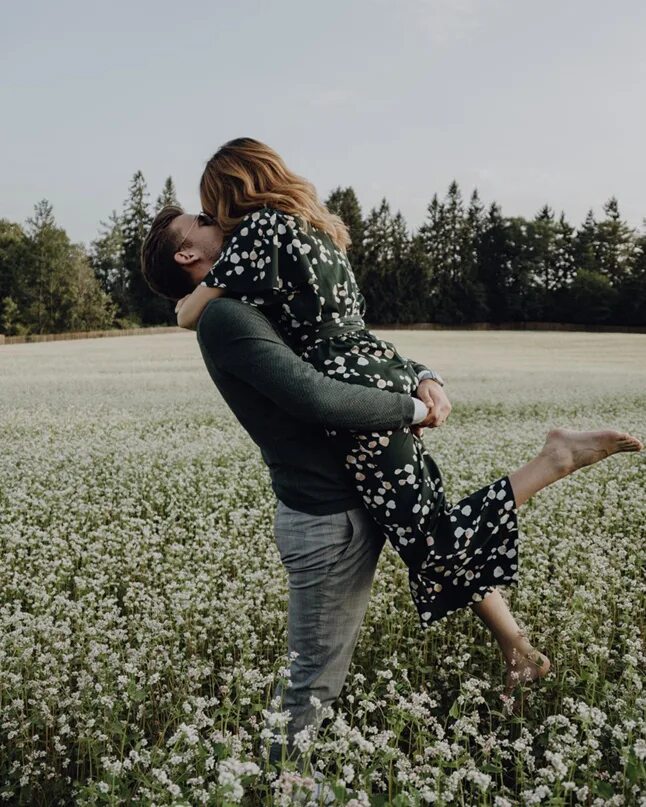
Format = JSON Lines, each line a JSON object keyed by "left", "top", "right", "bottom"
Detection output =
{"left": 196, "top": 298, "right": 430, "bottom": 515}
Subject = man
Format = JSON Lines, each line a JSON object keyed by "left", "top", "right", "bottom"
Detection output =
{"left": 141, "top": 207, "right": 451, "bottom": 770}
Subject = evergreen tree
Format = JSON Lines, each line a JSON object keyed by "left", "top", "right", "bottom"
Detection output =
{"left": 400, "top": 235, "right": 433, "bottom": 323}
{"left": 0, "top": 219, "right": 30, "bottom": 328}
{"left": 384, "top": 211, "right": 416, "bottom": 324}
{"left": 573, "top": 209, "right": 601, "bottom": 274}
{"left": 418, "top": 192, "right": 447, "bottom": 321}
{"left": 553, "top": 211, "right": 577, "bottom": 289}
{"left": 567, "top": 268, "right": 619, "bottom": 323}
{"left": 459, "top": 188, "right": 489, "bottom": 322}
{"left": 466, "top": 189, "right": 486, "bottom": 241}
{"left": 90, "top": 211, "right": 128, "bottom": 317}
{"left": 547, "top": 212, "right": 578, "bottom": 322}
{"left": 361, "top": 199, "right": 398, "bottom": 322}
{"left": 525, "top": 204, "right": 576, "bottom": 319}
{"left": 594, "top": 196, "right": 637, "bottom": 288}
{"left": 418, "top": 182, "right": 488, "bottom": 323}
{"left": 351, "top": 198, "right": 428, "bottom": 324}
{"left": 121, "top": 171, "right": 173, "bottom": 324}
{"left": 122, "top": 171, "right": 151, "bottom": 321}
{"left": 155, "top": 176, "right": 179, "bottom": 212}
{"left": 476, "top": 205, "right": 540, "bottom": 322}
{"left": 26, "top": 200, "right": 70, "bottom": 333}
{"left": 613, "top": 226, "right": 646, "bottom": 325}
{"left": 527, "top": 205, "right": 558, "bottom": 293}
{"left": 325, "top": 186, "right": 365, "bottom": 284}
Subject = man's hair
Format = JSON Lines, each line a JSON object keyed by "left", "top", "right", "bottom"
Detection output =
{"left": 141, "top": 205, "right": 196, "bottom": 301}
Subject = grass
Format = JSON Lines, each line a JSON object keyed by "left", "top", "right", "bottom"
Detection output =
{"left": 0, "top": 329, "right": 644, "bottom": 805}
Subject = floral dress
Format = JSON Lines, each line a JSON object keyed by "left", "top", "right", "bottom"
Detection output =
{"left": 201, "top": 205, "right": 520, "bottom": 627}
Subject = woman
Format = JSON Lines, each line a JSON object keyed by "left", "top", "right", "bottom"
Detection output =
{"left": 176, "top": 137, "right": 642, "bottom": 694}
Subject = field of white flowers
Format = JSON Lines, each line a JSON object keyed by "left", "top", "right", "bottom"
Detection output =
{"left": 1, "top": 330, "right": 644, "bottom": 806}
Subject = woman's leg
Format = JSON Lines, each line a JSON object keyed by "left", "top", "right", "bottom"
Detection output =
{"left": 470, "top": 588, "right": 550, "bottom": 694}
{"left": 472, "top": 427, "right": 642, "bottom": 694}
{"left": 507, "top": 427, "right": 643, "bottom": 508}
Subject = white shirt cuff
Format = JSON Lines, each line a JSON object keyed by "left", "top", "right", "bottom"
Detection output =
{"left": 411, "top": 397, "right": 428, "bottom": 425}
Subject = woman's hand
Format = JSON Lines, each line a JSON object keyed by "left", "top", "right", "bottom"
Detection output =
{"left": 175, "top": 295, "right": 191, "bottom": 315}
{"left": 175, "top": 286, "right": 226, "bottom": 330}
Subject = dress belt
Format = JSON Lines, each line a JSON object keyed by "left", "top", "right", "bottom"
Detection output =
{"left": 312, "top": 316, "right": 366, "bottom": 339}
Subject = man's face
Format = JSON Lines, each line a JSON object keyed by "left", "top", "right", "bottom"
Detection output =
{"left": 172, "top": 212, "right": 225, "bottom": 286}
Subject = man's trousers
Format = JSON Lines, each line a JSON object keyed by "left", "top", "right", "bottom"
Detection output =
{"left": 267, "top": 500, "right": 386, "bottom": 768}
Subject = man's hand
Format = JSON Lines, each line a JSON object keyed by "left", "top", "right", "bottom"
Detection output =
{"left": 411, "top": 379, "right": 452, "bottom": 437}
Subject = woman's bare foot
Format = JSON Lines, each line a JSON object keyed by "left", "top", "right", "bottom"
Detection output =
{"left": 503, "top": 633, "right": 551, "bottom": 696}
{"left": 540, "top": 428, "right": 643, "bottom": 478}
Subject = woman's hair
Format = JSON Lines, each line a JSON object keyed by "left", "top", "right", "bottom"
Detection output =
{"left": 199, "top": 137, "right": 351, "bottom": 252}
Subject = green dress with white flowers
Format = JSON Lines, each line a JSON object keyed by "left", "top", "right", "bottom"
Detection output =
{"left": 201, "top": 205, "right": 520, "bottom": 627}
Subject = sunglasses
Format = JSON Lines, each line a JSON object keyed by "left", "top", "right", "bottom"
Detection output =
{"left": 176, "top": 212, "right": 215, "bottom": 252}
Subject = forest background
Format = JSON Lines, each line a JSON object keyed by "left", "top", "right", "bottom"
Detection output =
{"left": 1, "top": 172, "right": 645, "bottom": 337}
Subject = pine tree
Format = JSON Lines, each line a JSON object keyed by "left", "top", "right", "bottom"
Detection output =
{"left": 26, "top": 200, "right": 68, "bottom": 333}
{"left": 155, "top": 177, "right": 179, "bottom": 212}
{"left": 553, "top": 211, "right": 577, "bottom": 289}
{"left": 459, "top": 188, "right": 489, "bottom": 322}
{"left": 325, "top": 186, "right": 366, "bottom": 284}
{"left": 466, "top": 189, "right": 486, "bottom": 241}
{"left": 417, "top": 182, "right": 487, "bottom": 323}
{"left": 567, "top": 268, "right": 619, "bottom": 323}
{"left": 573, "top": 209, "right": 600, "bottom": 273}
{"left": 384, "top": 211, "right": 415, "bottom": 324}
{"left": 401, "top": 235, "right": 432, "bottom": 323}
{"left": 418, "top": 193, "right": 447, "bottom": 321}
{"left": 122, "top": 171, "right": 151, "bottom": 322}
{"left": 476, "top": 205, "right": 539, "bottom": 322}
{"left": 546, "top": 211, "right": 578, "bottom": 321}
{"left": 90, "top": 211, "right": 127, "bottom": 317}
{"left": 614, "top": 226, "right": 646, "bottom": 325}
{"left": 361, "top": 199, "right": 400, "bottom": 322}
{"left": 121, "top": 171, "right": 173, "bottom": 324}
{"left": 568, "top": 199, "right": 636, "bottom": 323}
{"left": 528, "top": 205, "right": 558, "bottom": 292}
{"left": 0, "top": 219, "right": 30, "bottom": 325}
{"left": 595, "top": 196, "right": 637, "bottom": 288}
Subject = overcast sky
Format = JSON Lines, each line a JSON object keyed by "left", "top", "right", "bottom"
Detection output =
{"left": 2, "top": 0, "right": 645, "bottom": 245}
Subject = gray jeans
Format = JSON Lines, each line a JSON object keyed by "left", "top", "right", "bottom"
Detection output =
{"left": 267, "top": 500, "right": 386, "bottom": 768}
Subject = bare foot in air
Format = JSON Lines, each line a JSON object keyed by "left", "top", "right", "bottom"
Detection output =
{"left": 540, "top": 428, "right": 643, "bottom": 477}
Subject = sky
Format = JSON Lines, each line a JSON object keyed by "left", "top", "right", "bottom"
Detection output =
{"left": 2, "top": 0, "right": 646, "bottom": 246}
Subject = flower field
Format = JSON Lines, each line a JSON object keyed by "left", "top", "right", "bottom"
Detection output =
{"left": 1, "top": 329, "right": 644, "bottom": 806}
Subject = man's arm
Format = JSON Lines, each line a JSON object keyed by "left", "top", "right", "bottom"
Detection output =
{"left": 196, "top": 299, "right": 425, "bottom": 431}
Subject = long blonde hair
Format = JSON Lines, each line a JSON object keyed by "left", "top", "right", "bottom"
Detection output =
{"left": 199, "top": 137, "right": 351, "bottom": 252}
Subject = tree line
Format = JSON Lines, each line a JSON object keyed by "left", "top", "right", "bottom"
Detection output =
{"left": 1, "top": 172, "right": 645, "bottom": 336}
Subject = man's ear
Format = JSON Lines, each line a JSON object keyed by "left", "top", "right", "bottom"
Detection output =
{"left": 174, "top": 249, "right": 199, "bottom": 268}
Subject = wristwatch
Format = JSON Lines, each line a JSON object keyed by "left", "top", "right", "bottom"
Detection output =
{"left": 417, "top": 369, "right": 445, "bottom": 387}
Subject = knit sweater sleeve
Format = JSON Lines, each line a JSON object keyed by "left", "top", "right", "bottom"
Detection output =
{"left": 197, "top": 298, "right": 415, "bottom": 431}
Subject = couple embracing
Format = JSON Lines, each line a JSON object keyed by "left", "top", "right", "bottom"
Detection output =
{"left": 141, "top": 137, "right": 642, "bottom": 770}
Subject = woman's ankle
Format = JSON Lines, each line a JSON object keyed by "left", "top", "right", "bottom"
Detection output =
{"left": 498, "top": 630, "right": 535, "bottom": 663}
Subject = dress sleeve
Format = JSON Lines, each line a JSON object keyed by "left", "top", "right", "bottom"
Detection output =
{"left": 200, "top": 207, "right": 287, "bottom": 306}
